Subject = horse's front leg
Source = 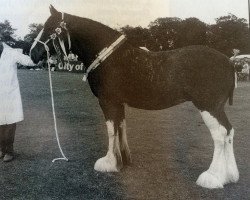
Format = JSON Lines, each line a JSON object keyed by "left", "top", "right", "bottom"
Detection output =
{"left": 94, "top": 101, "right": 124, "bottom": 172}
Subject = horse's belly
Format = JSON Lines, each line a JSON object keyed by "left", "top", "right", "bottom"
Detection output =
{"left": 125, "top": 89, "right": 187, "bottom": 110}
{"left": 127, "top": 99, "right": 187, "bottom": 110}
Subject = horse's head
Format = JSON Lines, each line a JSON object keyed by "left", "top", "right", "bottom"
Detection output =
{"left": 30, "top": 5, "right": 70, "bottom": 64}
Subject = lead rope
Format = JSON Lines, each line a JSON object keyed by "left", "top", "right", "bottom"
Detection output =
{"left": 29, "top": 15, "right": 69, "bottom": 163}
{"left": 42, "top": 41, "right": 69, "bottom": 162}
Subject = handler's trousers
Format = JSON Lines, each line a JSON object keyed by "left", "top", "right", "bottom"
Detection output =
{"left": 0, "top": 123, "right": 16, "bottom": 155}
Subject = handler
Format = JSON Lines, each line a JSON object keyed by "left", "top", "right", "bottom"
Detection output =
{"left": 0, "top": 35, "right": 35, "bottom": 162}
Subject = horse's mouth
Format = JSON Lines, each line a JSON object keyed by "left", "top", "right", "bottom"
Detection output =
{"left": 30, "top": 52, "right": 47, "bottom": 64}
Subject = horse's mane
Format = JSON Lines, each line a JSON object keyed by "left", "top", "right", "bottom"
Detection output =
{"left": 60, "top": 13, "right": 124, "bottom": 65}
{"left": 64, "top": 13, "right": 149, "bottom": 53}
{"left": 70, "top": 17, "right": 150, "bottom": 52}
{"left": 66, "top": 13, "right": 120, "bottom": 38}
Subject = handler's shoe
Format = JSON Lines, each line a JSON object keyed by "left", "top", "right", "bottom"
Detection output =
{"left": 3, "top": 154, "right": 14, "bottom": 162}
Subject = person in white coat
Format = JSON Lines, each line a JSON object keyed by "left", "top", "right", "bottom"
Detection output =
{"left": 0, "top": 38, "right": 35, "bottom": 162}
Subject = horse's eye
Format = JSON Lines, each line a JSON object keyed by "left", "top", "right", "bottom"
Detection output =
{"left": 60, "top": 22, "right": 67, "bottom": 29}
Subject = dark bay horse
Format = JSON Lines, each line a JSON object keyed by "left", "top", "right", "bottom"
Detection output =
{"left": 30, "top": 6, "right": 239, "bottom": 189}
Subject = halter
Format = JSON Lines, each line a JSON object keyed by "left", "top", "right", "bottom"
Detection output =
{"left": 30, "top": 12, "right": 71, "bottom": 60}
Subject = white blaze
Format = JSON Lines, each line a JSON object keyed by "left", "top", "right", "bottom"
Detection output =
{"left": 29, "top": 28, "right": 44, "bottom": 56}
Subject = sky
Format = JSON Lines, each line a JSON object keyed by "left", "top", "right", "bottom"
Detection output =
{"left": 0, "top": 0, "right": 248, "bottom": 39}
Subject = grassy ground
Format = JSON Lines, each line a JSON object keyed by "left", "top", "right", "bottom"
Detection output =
{"left": 0, "top": 70, "right": 249, "bottom": 200}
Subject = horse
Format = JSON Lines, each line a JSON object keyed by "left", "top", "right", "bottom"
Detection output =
{"left": 30, "top": 5, "right": 239, "bottom": 189}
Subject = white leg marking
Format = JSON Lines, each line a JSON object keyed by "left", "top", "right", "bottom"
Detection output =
{"left": 119, "top": 120, "right": 131, "bottom": 164}
{"left": 225, "top": 128, "right": 239, "bottom": 183}
{"left": 196, "top": 111, "right": 228, "bottom": 189}
{"left": 94, "top": 120, "right": 122, "bottom": 172}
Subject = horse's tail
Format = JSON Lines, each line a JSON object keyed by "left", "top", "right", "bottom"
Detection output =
{"left": 228, "top": 86, "right": 234, "bottom": 105}
{"left": 228, "top": 62, "right": 237, "bottom": 106}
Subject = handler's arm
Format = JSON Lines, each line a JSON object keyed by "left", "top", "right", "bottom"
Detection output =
{"left": 15, "top": 51, "right": 35, "bottom": 66}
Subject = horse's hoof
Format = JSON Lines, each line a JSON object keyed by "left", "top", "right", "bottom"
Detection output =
{"left": 196, "top": 171, "right": 224, "bottom": 189}
{"left": 94, "top": 155, "right": 120, "bottom": 172}
{"left": 227, "top": 166, "right": 239, "bottom": 183}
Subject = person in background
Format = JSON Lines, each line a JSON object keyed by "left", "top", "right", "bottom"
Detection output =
{"left": 242, "top": 60, "right": 250, "bottom": 81}
{"left": 0, "top": 34, "right": 35, "bottom": 162}
{"left": 67, "top": 51, "right": 75, "bottom": 61}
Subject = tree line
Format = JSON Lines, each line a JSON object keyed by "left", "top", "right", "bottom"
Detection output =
{"left": 0, "top": 13, "right": 249, "bottom": 57}
{"left": 0, "top": 20, "right": 43, "bottom": 54}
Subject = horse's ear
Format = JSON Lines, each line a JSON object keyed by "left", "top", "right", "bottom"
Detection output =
{"left": 50, "top": 5, "right": 59, "bottom": 15}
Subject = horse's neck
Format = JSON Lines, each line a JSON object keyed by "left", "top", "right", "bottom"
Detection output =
{"left": 67, "top": 15, "right": 120, "bottom": 65}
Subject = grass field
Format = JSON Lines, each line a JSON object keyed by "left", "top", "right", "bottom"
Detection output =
{"left": 0, "top": 69, "right": 249, "bottom": 200}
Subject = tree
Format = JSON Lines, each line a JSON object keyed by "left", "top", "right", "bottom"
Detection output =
{"left": 149, "top": 17, "right": 183, "bottom": 50}
{"left": 21, "top": 23, "right": 43, "bottom": 54}
{"left": 207, "top": 13, "right": 250, "bottom": 56}
{"left": 0, "top": 20, "right": 16, "bottom": 45}
{"left": 120, "top": 25, "right": 158, "bottom": 50}
{"left": 24, "top": 23, "right": 43, "bottom": 43}
{"left": 179, "top": 17, "right": 208, "bottom": 46}
{"left": 120, "top": 14, "right": 249, "bottom": 55}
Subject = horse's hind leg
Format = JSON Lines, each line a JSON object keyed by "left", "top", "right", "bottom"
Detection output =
{"left": 118, "top": 119, "right": 132, "bottom": 165}
{"left": 196, "top": 109, "right": 239, "bottom": 189}
{"left": 94, "top": 101, "right": 131, "bottom": 172}
{"left": 224, "top": 128, "right": 239, "bottom": 184}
